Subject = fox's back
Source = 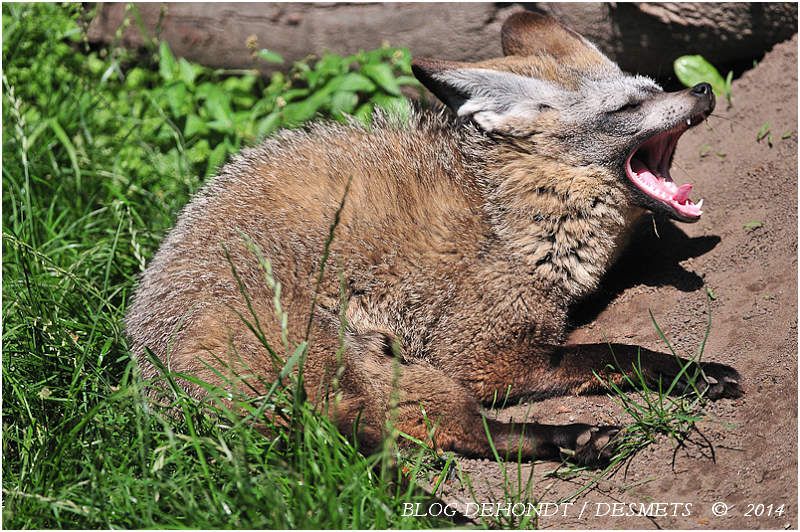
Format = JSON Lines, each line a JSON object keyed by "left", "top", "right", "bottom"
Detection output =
{"left": 125, "top": 112, "right": 487, "bottom": 377}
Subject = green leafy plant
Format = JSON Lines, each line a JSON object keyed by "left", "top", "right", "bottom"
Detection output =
{"left": 705, "top": 286, "right": 717, "bottom": 300}
{"left": 743, "top": 220, "right": 764, "bottom": 231}
{"left": 756, "top": 121, "right": 774, "bottom": 147}
{"left": 674, "top": 54, "right": 733, "bottom": 107}
{"left": 129, "top": 24, "right": 419, "bottom": 178}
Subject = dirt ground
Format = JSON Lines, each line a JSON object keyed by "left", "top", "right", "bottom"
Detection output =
{"left": 434, "top": 35, "right": 798, "bottom": 530}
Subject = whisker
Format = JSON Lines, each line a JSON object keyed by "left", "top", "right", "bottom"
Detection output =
{"left": 708, "top": 113, "right": 744, "bottom": 128}
{"left": 670, "top": 160, "right": 691, "bottom": 177}
{"left": 704, "top": 113, "right": 741, "bottom": 133}
{"left": 707, "top": 113, "right": 736, "bottom": 122}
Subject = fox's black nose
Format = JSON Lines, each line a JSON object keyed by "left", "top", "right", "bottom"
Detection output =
{"left": 691, "top": 82, "right": 712, "bottom": 96}
{"left": 690, "top": 82, "right": 715, "bottom": 114}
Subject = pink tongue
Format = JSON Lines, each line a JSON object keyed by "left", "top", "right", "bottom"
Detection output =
{"left": 673, "top": 184, "right": 693, "bottom": 204}
{"left": 631, "top": 158, "right": 695, "bottom": 205}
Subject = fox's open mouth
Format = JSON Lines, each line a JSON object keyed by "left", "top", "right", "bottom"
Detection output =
{"left": 625, "top": 116, "right": 706, "bottom": 222}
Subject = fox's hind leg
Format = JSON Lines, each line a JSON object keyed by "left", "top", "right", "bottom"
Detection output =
{"left": 314, "top": 326, "right": 620, "bottom": 466}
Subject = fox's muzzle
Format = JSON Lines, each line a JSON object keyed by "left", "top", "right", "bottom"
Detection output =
{"left": 689, "top": 82, "right": 715, "bottom": 117}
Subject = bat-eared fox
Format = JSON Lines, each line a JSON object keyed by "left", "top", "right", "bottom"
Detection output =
{"left": 127, "top": 11, "right": 742, "bottom": 466}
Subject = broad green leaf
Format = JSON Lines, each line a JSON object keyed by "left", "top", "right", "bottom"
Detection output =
{"left": 673, "top": 55, "right": 727, "bottom": 98}
{"left": 371, "top": 93, "right": 410, "bottom": 122}
{"left": 158, "top": 41, "right": 177, "bottom": 82}
{"left": 232, "top": 109, "right": 252, "bottom": 129}
{"left": 164, "top": 82, "right": 189, "bottom": 118}
{"left": 206, "top": 142, "right": 229, "bottom": 176}
{"left": 256, "top": 112, "right": 282, "bottom": 138}
{"left": 743, "top": 220, "right": 763, "bottom": 231}
{"left": 265, "top": 71, "right": 287, "bottom": 97}
{"left": 362, "top": 63, "right": 402, "bottom": 96}
{"left": 353, "top": 102, "right": 374, "bottom": 126}
{"left": 223, "top": 75, "right": 257, "bottom": 95}
{"left": 86, "top": 53, "right": 104, "bottom": 75}
{"left": 195, "top": 82, "right": 216, "bottom": 100}
{"left": 330, "top": 91, "right": 358, "bottom": 116}
{"left": 282, "top": 102, "right": 317, "bottom": 126}
{"left": 280, "top": 88, "right": 311, "bottom": 103}
{"left": 282, "top": 90, "right": 330, "bottom": 126}
{"left": 315, "top": 53, "right": 347, "bottom": 76}
{"left": 203, "top": 86, "right": 234, "bottom": 124}
{"left": 756, "top": 122, "right": 771, "bottom": 142}
{"left": 303, "top": 68, "right": 322, "bottom": 89}
{"left": 248, "top": 97, "right": 275, "bottom": 118}
{"left": 337, "top": 72, "right": 376, "bottom": 93}
{"left": 124, "top": 67, "right": 147, "bottom": 89}
{"left": 178, "top": 58, "right": 198, "bottom": 87}
{"left": 232, "top": 94, "right": 256, "bottom": 108}
{"left": 206, "top": 119, "right": 235, "bottom": 133}
{"left": 394, "top": 75, "right": 421, "bottom": 87}
{"left": 187, "top": 138, "right": 211, "bottom": 163}
{"left": 184, "top": 114, "right": 208, "bottom": 138}
{"left": 256, "top": 49, "right": 284, "bottom": 64}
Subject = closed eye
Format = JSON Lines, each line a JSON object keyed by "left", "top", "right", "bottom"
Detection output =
{"left": 615, "top": 101, "right": 641, "bottom": 113}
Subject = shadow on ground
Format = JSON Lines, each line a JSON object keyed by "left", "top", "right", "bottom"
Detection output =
{"left": 569, "top": 216, "right": 720, "bottom": 329}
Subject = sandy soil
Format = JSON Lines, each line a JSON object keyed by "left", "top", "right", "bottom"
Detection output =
{"left": 433, "top": 35, "right": 798, "bottom": 530}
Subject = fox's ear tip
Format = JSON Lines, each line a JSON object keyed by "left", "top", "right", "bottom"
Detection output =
{"left": 412, "top": 58, "right": 463, "bottom": 79}
{"left": 502, "top": 10, "right": 554, "bottom": 33}
{"left": 410, "top": 57, "right": 433, "bottom": 70}
{"left": 501, "top": 11, "right": 560, "bottom": 56}
{"left": 411, "top": 58, "right": 437, "bottom": 83}
{"left": 504, "top": 10, "right": 551, "bottom": 24}
{"left": 411, "top": 58, "right": 449, "bottom": 70}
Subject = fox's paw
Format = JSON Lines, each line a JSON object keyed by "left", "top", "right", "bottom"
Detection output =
{"left": 563, "top": 425, "right": 621, "bottom": 467}
{"left": 655, "top": 360, "right": 743, "bottom": 400}
{"left": 698, "top": 362, "right": 743, "bottom": 400}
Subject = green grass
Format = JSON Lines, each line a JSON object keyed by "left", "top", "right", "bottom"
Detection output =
{"left": 547, "top": 306, "right": 724, "bottom": 501}
{"left": 2, "top": 3, "right": 440, "bottom": 528}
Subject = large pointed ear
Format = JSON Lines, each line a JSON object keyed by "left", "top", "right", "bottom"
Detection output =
{"left": 411, "top": 58, "right": 566, "bottom": 134}
{"left": 501, "top": 11, "right": 615, "bottom": 70}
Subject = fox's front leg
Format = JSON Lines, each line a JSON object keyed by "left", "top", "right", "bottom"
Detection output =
{"left": 444, "top": 342, "right": 743, "bottom": 405}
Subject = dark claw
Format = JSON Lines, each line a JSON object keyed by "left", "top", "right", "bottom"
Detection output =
{"left": 663, "top": 361, "right": 743, "bottom": 400}
{"left": 570, "top": 425, "right": 622, "bottom": 467}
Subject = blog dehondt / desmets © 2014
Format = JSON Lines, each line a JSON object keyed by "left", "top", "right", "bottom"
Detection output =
{"left": 125, "top": 11, "right": 742, "bottom": 466}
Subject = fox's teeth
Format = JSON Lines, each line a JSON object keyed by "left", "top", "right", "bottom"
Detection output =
{"left": 686, "top": 118, "right": 692, "bottom": 126}
{"left": 673, "top": 183, "right": 693, "bottom": 204}
{"left": 696, "top": 199, "right": 704, "bottom": 209}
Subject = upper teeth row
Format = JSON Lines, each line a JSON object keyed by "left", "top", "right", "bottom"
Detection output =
{"left": 686, "top": 118, "right": 692, "bottom": 126}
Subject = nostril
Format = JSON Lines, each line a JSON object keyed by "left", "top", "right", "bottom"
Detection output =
{"left": 691, "top": 82, "right": 712, "bottom": 96}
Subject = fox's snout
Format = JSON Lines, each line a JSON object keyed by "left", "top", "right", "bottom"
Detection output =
{"left": 689, "top": 81, "right": 716, "bottom": 116}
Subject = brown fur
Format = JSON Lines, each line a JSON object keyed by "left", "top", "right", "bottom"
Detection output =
{"left": 501, "top": 12, "right": 614, "bottom": 72}
{"left": 126, "top": 13, "right": 741, "bottom": 465}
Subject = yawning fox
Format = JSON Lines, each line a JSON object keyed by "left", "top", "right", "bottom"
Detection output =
{"left": 126, "top": 11, "right": 741, "bottom": 465}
